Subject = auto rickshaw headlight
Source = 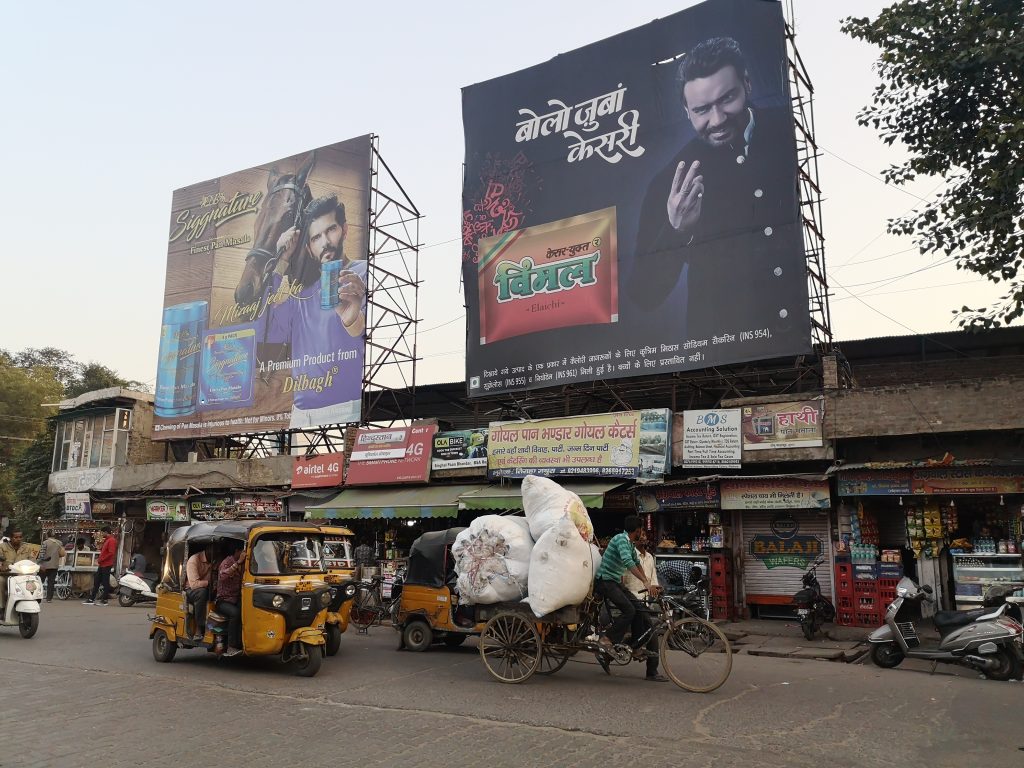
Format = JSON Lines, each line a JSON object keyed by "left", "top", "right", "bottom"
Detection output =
{"left": 320, "top": 591, "right": 331, "bottom": 608}
{"left": 344, "top": 583, "right": 357, "bottom": 598}
{"left": 272, "top": 595, "right": 286, "bottom": 609}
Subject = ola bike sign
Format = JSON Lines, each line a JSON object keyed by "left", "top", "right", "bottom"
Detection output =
{"left": 750, "top": 512, "right": 821, "bottom": 569}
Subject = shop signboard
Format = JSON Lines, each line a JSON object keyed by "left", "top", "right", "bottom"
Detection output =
{"left": 741, "top": 399, "right": 823, "bottom": 451}
{"left": 837, "top": 470, "right": 913, "bottom": 496}
{"left": 63, "top": 492, "right": 92, "bottom": 520}
{"left": 152, "top": 135, "right": 372, "bottom": 441}
{"left": 678, "top": 409, "right": 741, "bottom": 468}
{"left": 91, "top": 501, "right": 115, "bottom": 517}
{"left": 346, "top": 425, "right": 438, "bottom": 486}
{"left": 749, "top": 511, "right": 823, "bottom": 569}
{"left": 911, "top": 468, "right": 1024, "bottom": 495}
{"left": 487, "top": 409, "right": 670, "bottom": 480}
{"left": 189, "top": 496, "right": 233, "bottom": 521}
{"left": 462, "top": 0, "right": 809, "bottom": 398}
{"left": 233, "top": 495, "right": 285, "bottom": 519}
{"left": 146, "top": 499, "right": 189, "bottom": 522}
{"left": 431, "top": 429, "right": 489, "bottom": 471}
{"left": 720, "top": 478, "right": 830, "bottom": 510}
{"left": 654, "top": 484, "right": 721, "bottom": 510}
{"left": 292, "top": 452, "right": 345, "bottom": 489}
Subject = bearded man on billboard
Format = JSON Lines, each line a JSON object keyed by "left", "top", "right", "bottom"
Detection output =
{"left": 631, "top": 36, "right": 798, "bottom": 339}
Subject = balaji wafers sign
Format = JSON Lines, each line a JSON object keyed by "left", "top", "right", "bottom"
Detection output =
{"left": 478, "top": 208, "right": 617, "bottom": 344}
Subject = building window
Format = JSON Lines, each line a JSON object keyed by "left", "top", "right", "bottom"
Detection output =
{"left": 52, "top": 408, "right": 134, "bottom": 472}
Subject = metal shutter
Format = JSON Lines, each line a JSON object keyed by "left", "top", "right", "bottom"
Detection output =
{"left": 739, "top": 510, "right": 833, "bottom": 601}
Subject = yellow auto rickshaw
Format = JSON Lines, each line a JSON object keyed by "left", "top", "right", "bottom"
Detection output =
{"left": 321, "top": 525, "right": 356, "bottom": 655}
{"left": 395, "top": 528, "right": 485, "bottom": 651}
{"left": 149, "top": 520, "right": 355, "bottom": 677}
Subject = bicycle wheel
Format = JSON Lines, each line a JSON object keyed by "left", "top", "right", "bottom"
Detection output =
{"left": 659, "top": 617, "right": 732, "bottom": 693}
{"left": 350, "top": 587, "right": 381, "bottom": 629}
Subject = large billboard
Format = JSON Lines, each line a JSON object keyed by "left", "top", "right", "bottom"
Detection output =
{"left": 462, "top": 0, "right": 809, "bottom": 397}
{"left": 153, "top": 136, "right": 372, "bottom": 440}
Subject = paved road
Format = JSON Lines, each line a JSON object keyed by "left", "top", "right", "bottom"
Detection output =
{"left": 1, "top": 602, "right": 1020, "bottom": 767}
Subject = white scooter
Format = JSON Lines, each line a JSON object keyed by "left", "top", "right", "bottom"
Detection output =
{"left": 117, "top": 569, "right": 158, "bottom": 607}
{"left": 1, "top": 559, "right": 43, "bottom": 638}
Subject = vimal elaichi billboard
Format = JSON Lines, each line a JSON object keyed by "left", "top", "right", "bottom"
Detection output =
{"left": 153, "top": 135, "right": 372, "bottom": 440}
{"left": 462, "top": 0, "right": 810, "bottom": 397}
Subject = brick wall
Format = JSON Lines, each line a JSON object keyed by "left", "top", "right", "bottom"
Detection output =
{"left": 126, "top": 402, "right": 165, "bottom": 466}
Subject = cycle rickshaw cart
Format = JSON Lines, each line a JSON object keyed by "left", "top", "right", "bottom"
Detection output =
{"left": 475, "top": 588, "right": 733, "bottom": 692}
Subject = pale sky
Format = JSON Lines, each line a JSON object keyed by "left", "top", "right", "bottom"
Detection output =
{"left": 0, "top": 1, "right": 1000, "bottom": 388}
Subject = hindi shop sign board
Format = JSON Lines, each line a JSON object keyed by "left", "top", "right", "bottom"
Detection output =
{"left": 911, "top": 468, "right": 1024, "bottom": 495}
{"left": 487, "top": 410, "right": 670, "bottom": 480}
{"left": 679, "top": 409, "right": 741, "bottom": 468}
{"left": 63, "top": 492, "right": 92, "bottom": 520}
{"left": 346, "top": 426, "right": 438, "bottom": 486}
{"left": 146, "top": 499, "right": 189, "bottom": 522}
{"left": 292, "top": 453, "right": 345, "bottom": 489}
{"left": 152, "top": 135, "right": 372, "bottom": 441}
{"left": 462, "top": 0, "right": 809, "bottom": 399}
{"left": 431, "top": 430, "right": 489, "bottom": 471}
{"left": 741, "top": 399, "right": 823, "bottom": 451}
{"left": 720, "top": 479, "right": 830, "bottom": 511}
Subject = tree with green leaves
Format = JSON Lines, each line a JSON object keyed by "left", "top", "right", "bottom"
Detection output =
{"left": 842, "top": 0, "right": 1024, "bottom": 328}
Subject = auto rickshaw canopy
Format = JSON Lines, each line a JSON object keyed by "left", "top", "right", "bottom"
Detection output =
{"left": 403, "top": 527, "right": 466, "bottom": 588}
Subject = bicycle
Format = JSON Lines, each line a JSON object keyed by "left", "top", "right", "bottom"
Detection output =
{"left": 350, "top": 573, "right": 404, "bottom": 633}
{"left": 478, "top": 590, "right": 732, "bottom": 692}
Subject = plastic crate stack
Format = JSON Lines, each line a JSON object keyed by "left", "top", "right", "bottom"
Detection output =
{"left": 709, "top": 553, "right": 736, "bottom": 621}
{"left": 834, "top": 558, "right": 855, "bottom": 626}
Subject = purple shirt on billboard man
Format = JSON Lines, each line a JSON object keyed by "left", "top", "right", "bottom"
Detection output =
{"left": 630, "top": 37, "right": 801, "bottom": 341}
{"left": 266, "top": 194, "right": 366, "bottom": 428}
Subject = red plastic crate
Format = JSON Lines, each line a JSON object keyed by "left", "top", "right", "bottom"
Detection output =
{"left": 877, "top": 578, "right": 899, "bottom": 608}
{"left": 710, "top": 553, "right": 732, "bottom": 574}
{"left": 711, "top": 583, "right": 733, "bottom": 598}
{"left": 853, "top": 580, "right": 878, "bottom": 598}
{"left": 837, "top": 594, "right": 854, "bottom": 611}
{"left": 835, "top": 562, "right": 852, "bottom": 580}
{"left": 836, "top": 609, "right": 856, "bottom": 627}
{"left": 854, "top": 610, "right": 884, "bottom": 628}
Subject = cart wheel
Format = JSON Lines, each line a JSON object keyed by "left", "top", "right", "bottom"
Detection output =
{"left": 479, "top": 612, "right": 541, "bottom": 684}
{"left": 152, "top": 630, "right": 177, "bottom": 663}
{"left": 403, "top": 621, "right": 433, "bottom": 652}
{"left": 54, "top": 573, "right": 71, "bottom": 601}
{"left": 325, "top": 624, "right": 342, "bottom": 657}
{"left": 537, "top": 648, "right": 571, "bottom": 675}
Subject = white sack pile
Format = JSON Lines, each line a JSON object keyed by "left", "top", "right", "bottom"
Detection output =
{"left": 451, "top": 514, "right": 533, "bottom": 605}
{"left": 523, "top": 516, "right": 596, "bottom": 617}
{"left": 521, "top": 475, "right": 595, "bottom": 543}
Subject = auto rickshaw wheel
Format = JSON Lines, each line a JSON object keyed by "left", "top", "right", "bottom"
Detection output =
{"left": 403, "top": 620, "right": 433, "bottom": 652}
{"left": 291, "top": 644, "right": 323, "bottom": 677}
{"left": 443, "top": 633, "right": 467, "bottom": 648}
{"left": 152, "top": 630, "right": 177, "bottom": 663}
{"left": 325, "top": 624, "right": 342, "bottom": 657}
{"left": 479, "top": 611, "right": 541, "bottom": 684}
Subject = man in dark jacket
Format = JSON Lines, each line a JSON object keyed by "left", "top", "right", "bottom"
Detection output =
{"left": 630, "top": 37, "right": 802, "bottom": 342}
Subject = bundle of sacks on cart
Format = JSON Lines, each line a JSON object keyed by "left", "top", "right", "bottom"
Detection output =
{"left": 451, "top": 475, "right": 602, "bottom": 617}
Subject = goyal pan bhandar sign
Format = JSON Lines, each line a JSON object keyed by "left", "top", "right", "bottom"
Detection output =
{"left": 462, "top": 0, "right": 809, "bottom": 398}
{"left": 487, "top": 410, "right": 670, "bottom": 480}
{"left": 152, "top": 136, "right": 372, "bottom": 440}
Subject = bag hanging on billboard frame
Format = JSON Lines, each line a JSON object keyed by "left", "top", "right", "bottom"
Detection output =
{"left": 462, "top": 0, "right": 810, "bottom": 399}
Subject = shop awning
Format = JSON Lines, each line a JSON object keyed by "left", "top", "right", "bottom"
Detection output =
{"left": 458, "top": 481, "right": 626, "bottom": 511}
{"left": 304, "top": 485, "right": 485, "bottom": 520}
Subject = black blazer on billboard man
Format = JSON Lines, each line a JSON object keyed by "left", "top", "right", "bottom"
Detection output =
{"left": 630, "top": 104, "right": 802, "bottom": 341}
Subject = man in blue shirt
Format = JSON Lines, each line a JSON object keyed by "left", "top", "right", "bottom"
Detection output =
{"left": 594, "top": 515, "right": 667, "bottom": 682}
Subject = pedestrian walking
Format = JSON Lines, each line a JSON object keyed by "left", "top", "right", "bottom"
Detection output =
{"left": 37, "top": 534, "right": 66, "bottom": 602}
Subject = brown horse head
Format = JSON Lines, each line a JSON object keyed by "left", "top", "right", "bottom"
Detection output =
{"left": 233, "top": 151, "right": 316, "bottom": 306}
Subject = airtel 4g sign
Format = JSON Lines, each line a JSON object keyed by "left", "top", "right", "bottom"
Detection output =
{"left": 292, "top": 452, "right": 344, "bottom": 489}
{"left": 346, "top": 425, "right": 438, "bottom": 486}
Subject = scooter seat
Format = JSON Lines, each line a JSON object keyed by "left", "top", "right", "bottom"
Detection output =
{"left": 932, "top": 608, "right": 987, "bottom": 630}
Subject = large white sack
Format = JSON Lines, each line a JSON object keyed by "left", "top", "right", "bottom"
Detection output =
{"left": 521, "top": 475, "right": 595, "bottom": 543}
{"left": 524, "top": 516, "right": 595, "bottom": 617}
{"left": 452, "top": 515, "right": 533, "bottom": 605}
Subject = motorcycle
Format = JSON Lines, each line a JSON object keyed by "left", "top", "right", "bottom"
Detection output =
{"left": 1, "top": 559, "right": 43, "bottom": 638}
{"left": 868, "top": 576, "right": 1023, "bottom": 680}
{"left": 118, "top": 569, "right": 158, "bottom": 607}
{"left": 793, "top": 555, "right": 835, "bottom": 640}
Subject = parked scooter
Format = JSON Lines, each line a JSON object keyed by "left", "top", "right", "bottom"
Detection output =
{"left": 868, "top": 576, "right": 1023, "bottom": 680}
{"left": 1, "top": 559, "right": 43, "bottom": 638}
{"left": 793, "top": 555, "right": 836, "bottom": 640}
{"left": 118, "top": 568, "right": 158, "bottom": 607}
